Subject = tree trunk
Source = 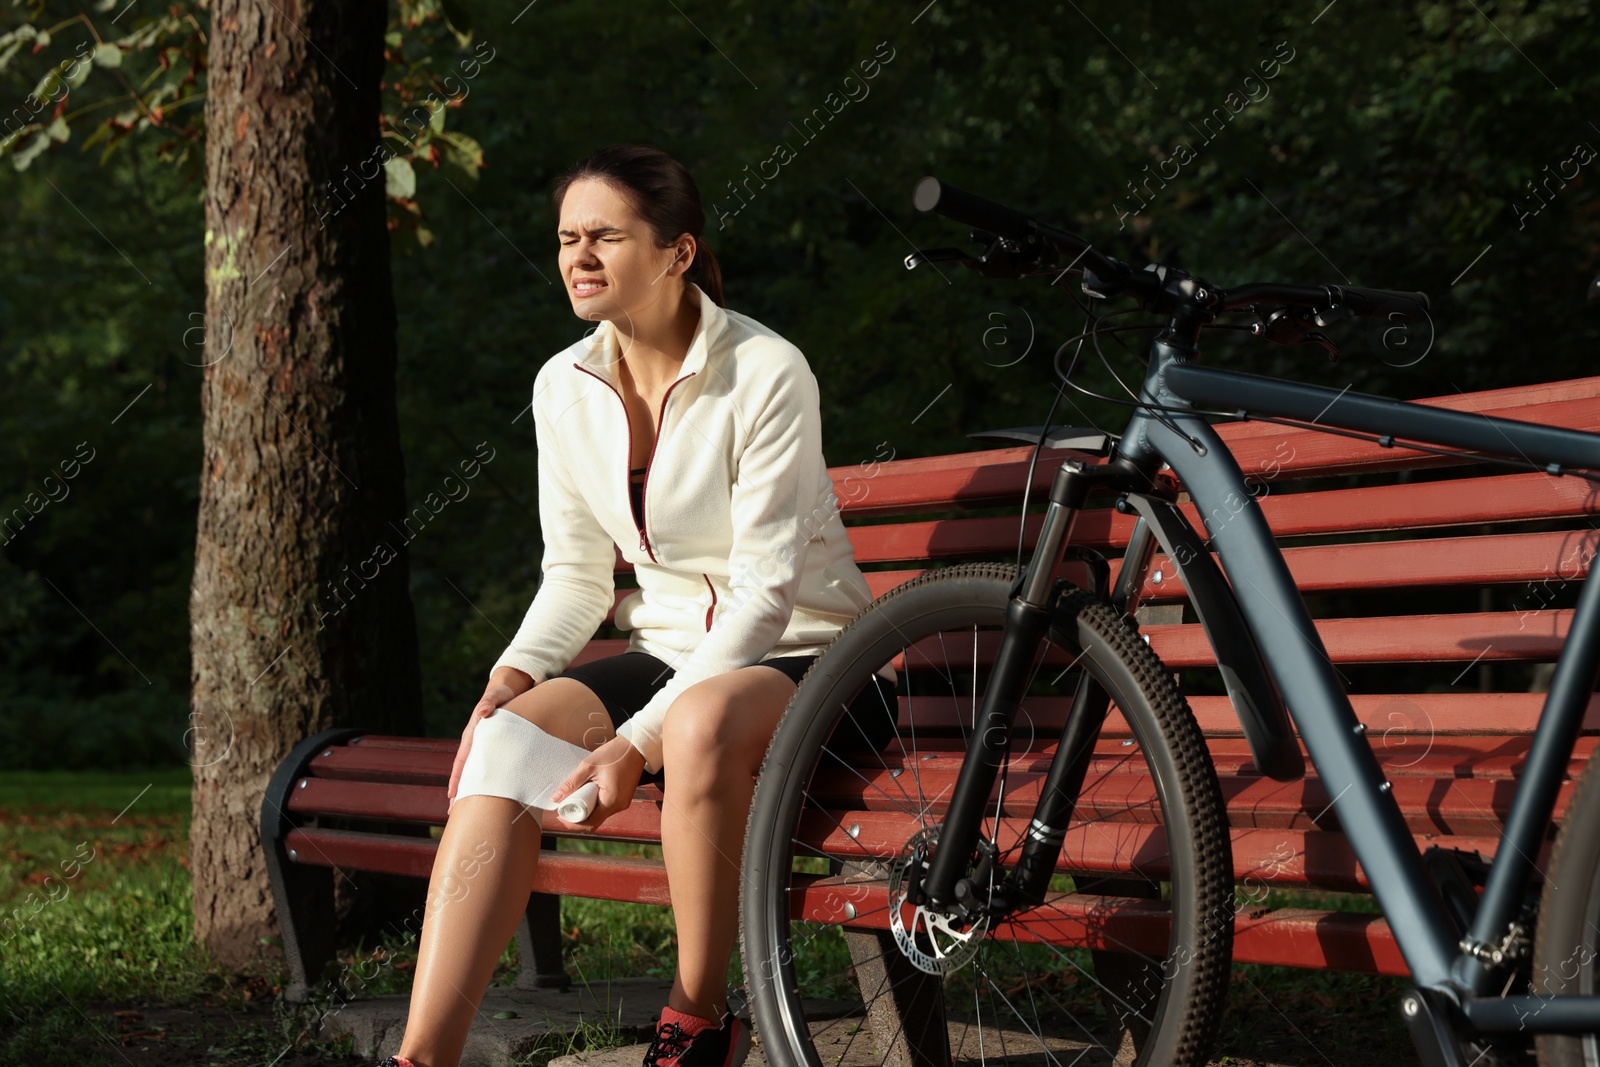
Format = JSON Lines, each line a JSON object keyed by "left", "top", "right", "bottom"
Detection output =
{"left": 190, "top": 0, "right": 423, "bottom": 970}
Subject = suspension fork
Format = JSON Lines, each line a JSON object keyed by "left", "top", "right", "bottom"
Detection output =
{"left": 1005, "top": 516, "right": 1162, "bottom": 909}
{"left": 921, "top": 458, "right": 1161, "bottom": 911}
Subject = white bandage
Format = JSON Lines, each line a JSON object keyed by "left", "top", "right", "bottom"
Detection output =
{"left": 556, "top": 782, "right": 599, "bottom": 823}
{"left": 453, "top": 709, "right": 592, "bottom": 811}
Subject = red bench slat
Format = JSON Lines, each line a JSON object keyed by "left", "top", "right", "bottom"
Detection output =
{"left": 307, "top": 745, "right": 452, "bottom": 784}
{"left": 845, "top": 476, "right": 1600, "bottom": 569}
{"left": 1148, "top": 609, "right": 1572, "bottom": 666}
{"left": 790, "top": 873, "right": 1414, "bottom": 974}
{"left": 828, "top": 380, "right": 1600, "bottom": 516}
{"left": 282, "top": 827, "right": 672, "bottom": 904}
{"left": 1045, "top": 470, "right": 1600, "bottom": 560}
{"left": 868, "top": 610, "right": 1576, "bottom": 671}
{"left": 801, "top": 757, "right": 1570, "bottom": 838}
{"left": 285, "top": 778, "right": 669, "bottom": 841}
{"left": 793, "top": 803, "right": 1514, "bottom": 892}
{"left": 1189, "top": 695, "right": 1600, "bottom": 739}
{"left": 1220, "top": 394, "right": 1600, "bottom": 481}
{"left": 286, "top": 779, "right": 444, "bottom": 822}
{"left": 1136, "top": 529, "right": 1597, "bottom": 600}
{"left": 1232, "top": 909, "right": 1408, "bottom": 975}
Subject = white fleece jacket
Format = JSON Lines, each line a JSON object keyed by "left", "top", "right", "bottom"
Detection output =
{"left": 493, "top": 284, "right": 886, "bottom": 773}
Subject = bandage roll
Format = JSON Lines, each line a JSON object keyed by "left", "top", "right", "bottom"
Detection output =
{"left": 556, "top": 781, "right": 599, "bottom": 823}
{"left": 453, "top": 708, "right": 591, "bottom": 812}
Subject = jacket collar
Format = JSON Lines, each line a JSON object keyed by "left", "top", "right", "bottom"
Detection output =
{"left": 572, "top": 283, "right": 724, "bottom": 387}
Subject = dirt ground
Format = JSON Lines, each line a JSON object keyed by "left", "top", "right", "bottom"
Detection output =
{"left": 54, "top": 983, "right": 1441, "bottom": 1067}
{"left": 65, "top": 988, "right": 363, "bottom": 1067}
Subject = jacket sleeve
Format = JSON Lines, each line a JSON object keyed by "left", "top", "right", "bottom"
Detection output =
{"left": 491, "top": 384, "right": 616, "bottom": 685}
{"left": 616, "top": 349, "right": 825, "bottom": 772}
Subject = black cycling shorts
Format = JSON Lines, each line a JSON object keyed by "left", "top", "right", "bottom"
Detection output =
{"left": 548, "top": 650, "right": 899, "bottom": 789}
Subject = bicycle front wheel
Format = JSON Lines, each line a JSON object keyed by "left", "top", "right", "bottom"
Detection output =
{"left": 1534, "top": 747, "right": 1600, "bottom": 1065}
{"left": 742, "top": 563, "right": 1233, "bottom": 1067}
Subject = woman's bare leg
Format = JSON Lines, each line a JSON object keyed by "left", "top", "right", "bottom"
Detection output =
{"left": 658, "top": 667, "right": 796, "bottom": 1021}
{"left": 399, "top": 679, "right": 615, "bottom": 1067}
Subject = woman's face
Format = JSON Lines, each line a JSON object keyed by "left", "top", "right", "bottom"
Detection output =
{"left": 557, "top": 178, "right": 692, "bottom": 327}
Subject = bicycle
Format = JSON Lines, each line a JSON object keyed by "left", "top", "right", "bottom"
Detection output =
{"left": 738, "top": 176, "right": 1600, "bottom": 1067}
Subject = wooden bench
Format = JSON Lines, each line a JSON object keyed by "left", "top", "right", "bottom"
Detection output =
{"left": 262, "top": 374, "right": 1600, "bottom": 1003}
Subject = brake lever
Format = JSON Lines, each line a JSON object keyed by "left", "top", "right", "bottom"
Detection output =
{"left": 974, "top": 232, "right": 1059, "bottom": 279}
{"left": 907, "top": 222, "right": 1064, "bottom": 278}
{"left": 1250, "top": 306, "right": 1343, "bottom": 362}
{"left": 1305, "top": 330, "right": 1341, "bottom": 362}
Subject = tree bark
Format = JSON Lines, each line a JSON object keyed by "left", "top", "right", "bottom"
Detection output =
{"left": 190, "top": 0, "right": 423, "bottom": 970}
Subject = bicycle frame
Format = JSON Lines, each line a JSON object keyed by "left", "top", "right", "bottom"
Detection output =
{"left": 920, "top": 317, "right": 1600, "bottom": 1041}
{"left": 1149, "top": 357, "right": 1600, "bottom": 1030}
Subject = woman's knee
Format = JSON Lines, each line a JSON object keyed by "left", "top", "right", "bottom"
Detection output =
{"left": 498, "top": 677, "right": 614, "bottom": 750}
{"left": 660, "top": 677, "right": 785, "bottom": 773}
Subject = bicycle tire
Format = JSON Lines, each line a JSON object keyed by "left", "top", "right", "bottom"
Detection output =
{"left": 1533, "top": 748, "right": 1600, "bottom": 1065}
{"left": 741, "top": 563, "right": 1233, "bottom": 1067}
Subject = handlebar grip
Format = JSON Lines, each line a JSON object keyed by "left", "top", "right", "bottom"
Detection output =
{"left": 1341, "top": 286, "right": 1431, "bottom": 315}
{"left": 913, "top": 177, "right": 1034, "bottom": 243}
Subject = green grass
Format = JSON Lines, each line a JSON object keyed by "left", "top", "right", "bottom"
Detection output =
{"left": 0, "top": 769, "right": 223, "bottom": 1064}
{"left": 511, "top": 1004, "right": 633, "bottom": 1067}
{"left": 555, "top": 839, "right": 681, "bottom": 986}
{"left": 0, "top": 768, "right": 194, "bottom": 816}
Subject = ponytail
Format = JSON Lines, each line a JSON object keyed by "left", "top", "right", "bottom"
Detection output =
{"left": 687, "top": 235, "right": 724, "bottom": 308}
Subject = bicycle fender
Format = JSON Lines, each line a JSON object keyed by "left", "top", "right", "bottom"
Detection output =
{"left": 1124, "top": 493, "right": 1305, "bottom": 781}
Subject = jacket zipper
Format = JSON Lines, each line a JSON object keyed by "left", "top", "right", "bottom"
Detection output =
{"left": 703, "top": 574, "right": 717, "bottom": 631}
{"left": 573, "top": 363, "right": 696, "bottom": 563}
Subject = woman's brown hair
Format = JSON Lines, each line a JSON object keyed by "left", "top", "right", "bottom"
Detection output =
{"left": 552, "top": 144, "right": 725, "bottom": 308}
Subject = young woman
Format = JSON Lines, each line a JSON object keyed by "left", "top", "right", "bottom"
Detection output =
{"left": 382, "top": 144, "right": 896, "bottom": 1067}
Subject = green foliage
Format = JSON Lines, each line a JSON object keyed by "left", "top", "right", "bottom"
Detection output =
{"left": 0, "top": 0, "right": 488, "bottom": 240}
{"left": 2, "top": 0, "right": 1598, "bottom": 764}
{"left": 1, "top": 4, "right": 204, "bottom": 175}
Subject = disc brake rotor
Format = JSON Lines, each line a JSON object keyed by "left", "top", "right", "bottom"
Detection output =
{"left": 888, "top": 826, "right": 992, "bottom": 975}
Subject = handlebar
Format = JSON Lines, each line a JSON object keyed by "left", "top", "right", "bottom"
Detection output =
{"left": 912, "top": 177, "right": 1033, "bottom": 244}
{"left": 911, "top": 175, "right": 1430, "bottom": 327}
{"left": 1221, "top": 283, "right": 1430, "bottom": 315}
{"left": 913, "top": 176, "right": 1132, "bottom": 287}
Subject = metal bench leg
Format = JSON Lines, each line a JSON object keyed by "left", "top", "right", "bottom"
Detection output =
{"left": 842, "top": 928, "right": 949, "bottom": 1067}
{"left": 516, "top": 833, "right": 571, "bottom": 990}
{"left": 264, "top": 840, "right": 338, "bottom": 1003}
{"left": 260, "top": 727, "right": 363, "bottom": 1003}
{"left": 836, "top": 857, "right": 947, "bottom": 1067}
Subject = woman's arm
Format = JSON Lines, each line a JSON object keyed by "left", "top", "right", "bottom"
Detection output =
{"left": 491, "top": 381, "right": 617, "bottom": 685}
{"left": 615, "top": 343, "right": 827, "bottom": 773}
{"left": 484, "top": 665, "right": 535, "bottom": 701}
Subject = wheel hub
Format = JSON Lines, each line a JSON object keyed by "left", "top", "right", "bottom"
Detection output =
{"left": 888, "top": 826, "right": 992, "bottom": 974}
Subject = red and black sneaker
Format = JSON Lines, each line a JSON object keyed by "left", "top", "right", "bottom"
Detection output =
{"left": 642, "top": 1006, "right": 750, "bottom": 1067}
{"left": 377, "top": 1057, "right": 417, "bottom": 1067}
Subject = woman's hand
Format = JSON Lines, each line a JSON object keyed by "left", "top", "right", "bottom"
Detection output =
{"left": 448, "top": 669, "right": 533, "bottom": 813}
{"left": 551, "top": 735, "right": 647, "bottom": 831}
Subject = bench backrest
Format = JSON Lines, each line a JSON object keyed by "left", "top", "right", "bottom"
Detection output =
{"left": 588, "top": 375, "right": 1600, "bottom": 729}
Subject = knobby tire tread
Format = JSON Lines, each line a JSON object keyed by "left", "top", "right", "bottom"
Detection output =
{"left": 739, "top": 563, "right": 1233, "bottom": 1067}
{"left": 1534, "top": 748, "right": 1600, "bottom": 1066}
